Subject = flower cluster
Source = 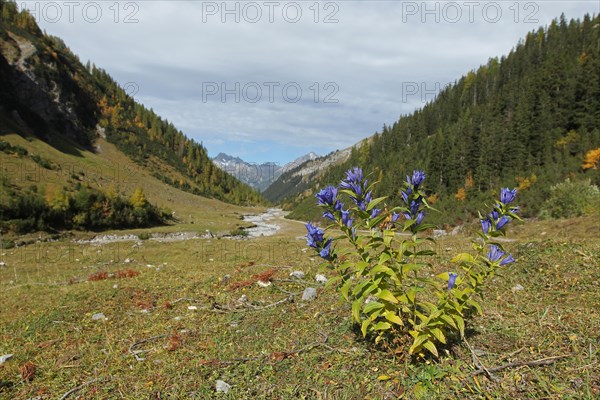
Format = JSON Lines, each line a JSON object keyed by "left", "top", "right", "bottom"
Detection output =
{"left": 340, "top": 167, "right": 372, "bottom": 212}
{"left": 449, "top": 187, "right": 518, "bottom": 292}
{"left": 316, "top": 186, "right": 343, "bottom": 221}
{"left": 480, "top": 188, "right": 518, "bottom": 234}
{"left": 401, "top": 170, "right": 427, "bottom": 229}
{"left": 305, "top": 222, "right": 332, "bottom": 260}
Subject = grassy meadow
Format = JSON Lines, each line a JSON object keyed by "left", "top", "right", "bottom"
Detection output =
{"left": 0, "top": 209, "right": 598, "bottom": 399}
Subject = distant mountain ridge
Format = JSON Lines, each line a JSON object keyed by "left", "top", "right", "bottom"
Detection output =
{"left": 212, "top": 151, "right": 319, "bottom": 192}
{"left": 262, "top": 143, "right": 366, "bottom": 203}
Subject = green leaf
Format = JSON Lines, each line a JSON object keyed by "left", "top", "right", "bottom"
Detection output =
{"left": 367, "top": 196, "right": 387, "bottom": 211}
{"left": 378, "top": 252, "right": 391, "bottom": 264}
{"left": 429, "top": 328, "right": 447, "bottom": 344}
{"left": 368, "top": 214, "right": 388, "bottom": 229}
{"left": 352, "top": 299, "right": 362, "bottom": 322}
{"left": 363, "top": 301, "right": 384, "bottom": 314}
{"left": 422, "top": 340, "right": 439, "bottom": 357}
{"left": 409, "top": 334, "right": 429, "bottom": 354}
{"left": 361, "top": 319, "right": 371, "bottom": 336}
{"left": 402, "top": 263, "right": 423, "bottom": 274}
{"left": 406, "top": 288, "right": 417, "bottom": 303}
{"left": 352, "top": 279, "right": 371, "bottom": 297}
{"left": 383, "top": 230, "right": 394, "bottom": 247}
{"left": 451, "top": 253, "right": 474, "bottom": 263}
{"left": 369, "top": 264, "right": 394, "bottom": 277}
{"left": 377, "top": 289, "right": 399, "bottom": 304}
{"left": 414, "top": 250, "right": 436, "bottom": 256}
{"left": 466, "top": 298, "right": 483, "bottom": 315}
{"left": 440, "top": 314, "right": 457, "bottom": 329}
{"left": 453, "top": 314, "right": 465, "bottom": 338}
{"left": 340, "top": 278, "right": 352, "bottom": 300}
{"left": 372, "top": 321, "right": 392, "bottom": 331}
{"left": 383, "top": 310, "right": 404, "bottom": 326}
{"left": 356, "top": 260, "right": 369, "bottom": 275}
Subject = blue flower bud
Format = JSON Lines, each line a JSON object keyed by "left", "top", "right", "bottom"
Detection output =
{"left": 480, "top": 219, "right": 491, "bottom": 234}
{"left": 496, "top": 215, "right": 510, "bottom": 230}
{"left": 371, "top": 208, "right": 381, "bottom": 219}
{"left": 499, "top": 254, "right": 515, "bottom": 266}
{"left": 341, "top": 209, "right": 353, "bottom": 228}
{"left": 448, "top": 272, "right": 458, "bottom": 290}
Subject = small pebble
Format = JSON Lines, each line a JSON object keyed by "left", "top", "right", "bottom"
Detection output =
{"left": 302, "top": 287, "right": 317, "bottom": 301}
{"left": 512, "top": 284, "right": 524, "bottom": 292}
{"left": 92, "top": 313, "right": 106, "bottom": 321}
{"left": 216, "top": 380, "right": 231, "bottom": 393}
{"left": 290, "top": 270, "right": 305, "bottom": 279}
{"left": 0, "top": 354, "right": 13, "bottom": 365}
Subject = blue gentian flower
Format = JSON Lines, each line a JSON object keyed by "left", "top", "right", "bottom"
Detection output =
{"left": 408, "top": 170, "right": 426, "bottom": 188}
{"left": 489, "top": 210, "right": 499, "bottom": 221}
{"left": 347, "top": 182, "right": 362, "bottom": 196}
{"left": 323, "top": 211, "right": 335, "bottom": 221}
{"left": 409, "top": 199, "right": 421, "bottom": 215}
{"left": 391, "top": 212, "right": 400, "bottom": 223}
{"left": 448, "top": 272, "right": 458, "bottom": 290}
{"left": 400, "top": 189, "right": 411, "bottom": 204}
{"left": 305, "top": 222, "right": 324, "bottom": 249}
{"left": 480, "top": 218, "right": 491, "bottom": 234}
{"left": 415, "top": 211, "right": 425, "bottom": 225}
{"left": 371, "top": 208, "right": 381, "bottom": 219}
{"left": 499, "top": 254, "right": 515, "bottom": 266}
{"left": 356, "top": 200, "right": 366, "bottom": 211}
{"left": 319, "top": 238, "right": 332, "bottom": 260}
{"left": 334, "top": 200, "right": 344, "bottom": 211}
{"left": 500, "top": 188, "right": 517, "bottom": 204}
{"left": 342, "top": 167, "right": 363, "bottom": 185}
{"left": 496, "top": 215, "right": 510, "bottom": 230}
{"left": 316, "top": 186, "right": 338, "bottom": 207}
{"left": 341, "top": 209, "right": 353, "bottom": 227}
{"left": 486, "top": 245, "right": 505, "bottom": 262}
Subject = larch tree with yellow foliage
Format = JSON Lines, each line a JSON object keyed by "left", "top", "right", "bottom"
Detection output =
{"left": 130, "top": 187, "right": 147, "bottom": 209}
{"left": 582, "top": 148, "right": 600, "bottom": 170}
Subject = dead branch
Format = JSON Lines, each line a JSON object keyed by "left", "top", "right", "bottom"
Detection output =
{"left": 198, "top": 332, "right": 350, "bottom": 366}
{"left": 129, "top": 334, "right": 167, "bottom": 361}
{"left": 59, "top": 377, "right": 110, "bottom": 400}
{"left": 472, "top": 355, "right": 570, "bottom": 376}
{"left": 464, "top": 338, "right": 497, "bottom": 381}
{"left": 242, "top": 295, "right": 294, "bottom": 311}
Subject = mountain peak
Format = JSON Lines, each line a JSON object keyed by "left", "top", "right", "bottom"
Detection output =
{"left": 212, "top": 151, "right": 320, "bottom": 191}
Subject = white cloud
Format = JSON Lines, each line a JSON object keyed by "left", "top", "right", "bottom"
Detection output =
{"left": 20, "top": 1, "right": 599, "bottom": 163}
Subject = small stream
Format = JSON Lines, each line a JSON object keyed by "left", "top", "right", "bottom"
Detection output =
{"left": 242, "top": 208, "right": 284, "bottom": 238}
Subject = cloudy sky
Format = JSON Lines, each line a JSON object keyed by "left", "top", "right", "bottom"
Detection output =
{"left": 22, "top": 1, "right": 599, "bottom": 165}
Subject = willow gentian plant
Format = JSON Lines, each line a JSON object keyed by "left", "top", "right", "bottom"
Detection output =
{"left": 305, "top": 167, "right": 520, "bottom": 357}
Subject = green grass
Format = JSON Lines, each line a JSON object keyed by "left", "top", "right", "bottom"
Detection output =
{"left": 0, "top": 132, "right": 260, "bottom": 239}
{"left": 0, "top": 214, "right": 599, "bottom": 398}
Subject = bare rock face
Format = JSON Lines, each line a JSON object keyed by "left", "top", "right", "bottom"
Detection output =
{"left": 0, "top": 31, "right": 94, "bottom": 145}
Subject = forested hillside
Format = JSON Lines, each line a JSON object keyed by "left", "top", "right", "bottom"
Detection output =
{"left": 285, "top": 14, "right": 600, "bottom": 223}
{"left": 0, "top": 0, "right": 263, "bottom": 206}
